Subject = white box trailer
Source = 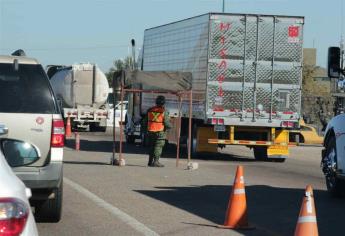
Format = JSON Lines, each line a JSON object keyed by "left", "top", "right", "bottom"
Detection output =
{"left": 134, "top": 13, "right": 304, "bottom": 161}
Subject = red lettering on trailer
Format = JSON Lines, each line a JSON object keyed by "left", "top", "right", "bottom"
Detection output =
{"left": 219, "top": 48, "right": 227, "bottom": 59}
{"left": 219, "top": 22, "right": 231, "bottom": 31}
{"left": 218, "top": 60, "right": 227, "bottom": 69}
{"left": 218, "top": 86, "right": 224, "bottom": 97}
{"left": 217, "top": 74, "right": 225, "bottom": 83}
{"left": 220, "top": 36, "right": 226, "bottom": 44}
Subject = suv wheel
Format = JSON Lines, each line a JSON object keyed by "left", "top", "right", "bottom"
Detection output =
{"left": 35, "top": 181, "right": 63, "bottom": 222}
{"left": 322, "top": 136, "right": 345, "bottom": 197}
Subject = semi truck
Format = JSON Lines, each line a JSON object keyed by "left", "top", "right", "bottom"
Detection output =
{"left": 126, "top": 13, "right": 305, "bottom": 162}
{"left": 47, "top": 63, "right": 110, "bottom": 131}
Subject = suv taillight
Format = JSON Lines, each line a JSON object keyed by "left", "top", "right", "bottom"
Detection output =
{"left": 51, "top": 119, "right": 65, "bottom": 147}
{"left": 0, "top": 198, "right": 29, "bottom": 236}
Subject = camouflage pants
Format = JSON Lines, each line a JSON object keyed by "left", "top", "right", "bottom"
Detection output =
{"left": 148, "top": 133, "right": 166, "bottom": 163}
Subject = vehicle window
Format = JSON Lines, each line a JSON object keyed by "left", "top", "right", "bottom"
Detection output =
{"left": 108, "top": 93, "right": 114, "bottom": 105}
{"left": 0, "top": 63, "right": 55, "bottom": 113}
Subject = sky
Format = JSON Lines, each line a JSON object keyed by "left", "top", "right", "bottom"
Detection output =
{"left": 0, "top": 0, "right": 343, "bottom": 72}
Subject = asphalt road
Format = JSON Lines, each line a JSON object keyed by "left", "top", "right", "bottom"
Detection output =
{"left": 37, "top": 130, "right": 345, "bottom": 236}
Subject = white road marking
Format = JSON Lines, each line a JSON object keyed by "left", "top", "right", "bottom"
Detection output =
{"left": 64, "top": 177, "right": 160, "bottom": 236}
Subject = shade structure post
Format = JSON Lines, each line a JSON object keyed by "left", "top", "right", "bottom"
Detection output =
{"left": 176, "top": 94, "right": 183, "bottom": 167}
{"left": 188, "top": 90, "right": 192, "bottom": 163}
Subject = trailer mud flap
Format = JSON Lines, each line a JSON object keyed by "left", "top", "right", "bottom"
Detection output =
{"left": 196, "top": 127, "right": 218, "bottom": 153}
{"left": 267, "top": 129, "right": 289, "bottom": 158}
{"left": 267, "top": 145, "right": 289, "bottom": 158}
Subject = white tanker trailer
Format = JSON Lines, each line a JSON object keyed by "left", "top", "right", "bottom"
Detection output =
{"left": 47, "top": 63, "right": 110, "bottom": 131}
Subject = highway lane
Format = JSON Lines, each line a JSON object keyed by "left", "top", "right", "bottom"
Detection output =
{"left": 37, "top": 132, "right": 344, "bottom": 236}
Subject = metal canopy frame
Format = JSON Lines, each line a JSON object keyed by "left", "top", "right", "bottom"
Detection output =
{"left": 111, "top": 80, "right": 193, "bottom": 168}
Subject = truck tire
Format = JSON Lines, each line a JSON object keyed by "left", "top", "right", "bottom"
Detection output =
{"left": 126, "top": 135, "right": 135, "bottom": 144}
{"left": 35, "top": 181, "right": 63, "bottom": 222}
{"left": 253, "top": 147, "right": 286, "bottom": 162}
{"left": 141, "top": 132, "right": 150, "bottom": 147}
{"left": 323, "top": 136, "right": 345, "bottom": 197}
{"left": 97, "top": 126, "right": 107, "bottom": 132}
{"left": 253, "top": 147, "right": 267, "bottom": 161}
{"left": 89, "top": 123, "right": 97, "bottom": 132}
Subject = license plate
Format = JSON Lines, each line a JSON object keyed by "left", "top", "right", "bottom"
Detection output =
{"left": 214, "top": 125, "right": 226, "bottom": 132}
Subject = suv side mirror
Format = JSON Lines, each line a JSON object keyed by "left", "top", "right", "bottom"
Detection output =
{"left": 328, "top": 47, "right": 341, "bottom": 78}
{"left": 0, "top": 139, "right": 40, "bottom": 167}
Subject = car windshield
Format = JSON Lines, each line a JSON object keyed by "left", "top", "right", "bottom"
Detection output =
{"left": 0, "top": 63, "right": 56, "bottom": 113}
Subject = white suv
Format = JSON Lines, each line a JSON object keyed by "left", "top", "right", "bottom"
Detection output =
{"left": 0, "top": 52, "right": 64, "bottom": 222}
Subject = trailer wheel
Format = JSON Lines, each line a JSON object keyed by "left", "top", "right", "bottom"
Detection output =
{"left": 186, "top": 124, "right": 199, "bottom": 158}
{"left": 322, "top": 136, "right": 345, "bottom": 197}
{"left": 126, "top": 135, "right": 135, "bottom": 144}
{"left": 253, "top": 147, "right": 286, "bottom": 162}
{"left": 141, "top": 133, "right": 150, "bottom": 147}
{"left": 89, "top": 123, "right": 97, "bottom": 132}
{"left": 253, "top": 147, "right": 267, "bottom": 161}
{"left": 98, "top": 126, "right": 107, "bottom": 132}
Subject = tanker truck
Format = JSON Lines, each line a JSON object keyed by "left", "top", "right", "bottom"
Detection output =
{"left": 47, "top": 63, "right": 110, "bottom": 131}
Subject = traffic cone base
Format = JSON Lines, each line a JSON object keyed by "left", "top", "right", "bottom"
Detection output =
{"left": 219, "top": 166, "right": 254, "bottom": 230}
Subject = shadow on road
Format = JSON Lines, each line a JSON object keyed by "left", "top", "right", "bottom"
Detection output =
{"left": 135, "top": 185, "right": 345, "bottom": 236}
{"left": 65, "top": 137, "right": 256, "bottom": 162}
{"left": 63, "top": 161, "right": 111, "bottom": 166}
{"left": 65, "top": 139, "right": 148, "bottom": 154}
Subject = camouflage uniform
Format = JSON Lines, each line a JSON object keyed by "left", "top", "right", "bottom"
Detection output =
{"left": 148, "top": 111, "right": 171, "bottom": 165}
{"left": 143, "top": 107, "right": 171, "bottom": 167}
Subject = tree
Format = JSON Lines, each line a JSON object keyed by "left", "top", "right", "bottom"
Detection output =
{"left": 301, "top": 64, "right": 333, "bottom": 128}
{"left": 105, "top": 57, "right": 133, "bottom": 85}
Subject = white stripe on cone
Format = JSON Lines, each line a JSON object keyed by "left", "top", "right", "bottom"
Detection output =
{"left": 233, "top": 188, "right": 245, "bottom": 195}
{"left": 297, "top": 216, "right": 317, "bottom": 224}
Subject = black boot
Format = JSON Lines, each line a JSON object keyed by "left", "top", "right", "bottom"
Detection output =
{"left": 148, "top": 157, "right": 154, "bottom": 166}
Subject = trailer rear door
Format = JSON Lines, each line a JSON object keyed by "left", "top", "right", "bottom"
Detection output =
{"left": 207, "top": 14, "right": 304, "bottom": 127}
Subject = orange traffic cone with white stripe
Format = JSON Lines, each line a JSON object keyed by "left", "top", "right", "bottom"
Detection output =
{"left": 65, "top": 116, "right": 72, "bottom": 138}
{"left": 220, "top": 165, "right": 252, "bottom": 229}
{"left": 294, "top": 185, "right": 319, "bottom": 236}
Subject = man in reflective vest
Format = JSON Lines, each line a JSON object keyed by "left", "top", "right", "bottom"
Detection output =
{"left": 146, "top": 95, "right": 171, "bottom": 167}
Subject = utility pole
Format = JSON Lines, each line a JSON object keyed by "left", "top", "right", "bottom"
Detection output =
{"left": 341, "top": 0, "right": 344, "bottom": 69}
{"left": 222, "top": 0, "right": 225, "bottom": 12}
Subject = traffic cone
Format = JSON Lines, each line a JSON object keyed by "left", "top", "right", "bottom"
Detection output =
{"left": 294, "top": 185, "right": 319, "bottom": 236}
{"left": 65, "top": 116, "right": 72, "bottom": 138}
{"left": 220, "top": 165, "right": 252, "bottom": 229}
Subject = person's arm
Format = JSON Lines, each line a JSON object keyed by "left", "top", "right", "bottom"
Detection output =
{"left": 164, "top": 111, "right": 172, "bottom": 130}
